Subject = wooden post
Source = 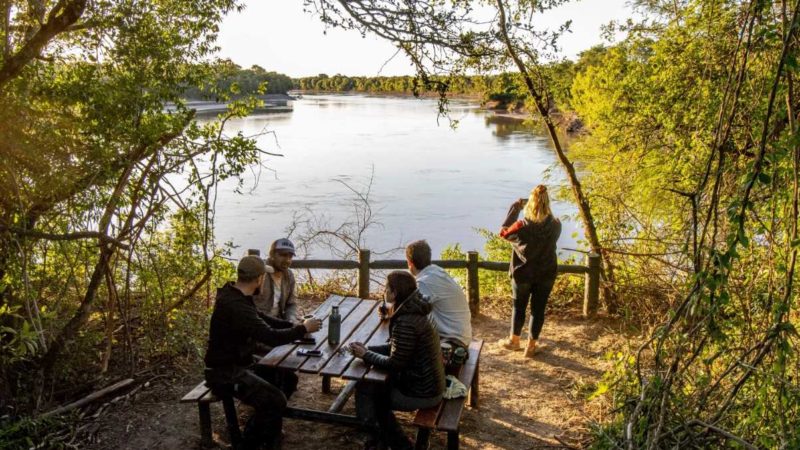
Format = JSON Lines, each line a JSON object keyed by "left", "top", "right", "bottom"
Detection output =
{"left": 583, "top": 253, "right": 601, "bottom": 318}
{"left": 466, "top": 251, "right": 480, "bottom": 315}
{"left": 358, "top": 249, "right": 370, "bottom": 299}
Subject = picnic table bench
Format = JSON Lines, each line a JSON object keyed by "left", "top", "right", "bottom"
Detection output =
{"left": 181, "top": 295, "right": 482, "bottom": 449}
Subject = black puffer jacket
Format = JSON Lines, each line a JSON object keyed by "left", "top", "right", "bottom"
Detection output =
{"left": 363, "top": 291, "right": 446, "bottom": 399}
{"left": 500, "top": 203, "right": 562, "bottom": 283}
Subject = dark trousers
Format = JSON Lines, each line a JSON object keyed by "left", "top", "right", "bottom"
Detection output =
{"left": 207, "top": 365, "right": 298, "bottom": 450}
{"left": 511, "top": 279, "right": 554, "bottom": 339}
{"left": 355, "top": 382, "right": 442, "bottom": 450}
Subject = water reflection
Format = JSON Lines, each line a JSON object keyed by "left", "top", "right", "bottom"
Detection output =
{"left": 484, "top": 114, "right": 539, "bottom": 140}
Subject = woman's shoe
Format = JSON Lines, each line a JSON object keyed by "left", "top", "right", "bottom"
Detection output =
{"left": 524, "top": 339, "right": 537, "bottom": 358}
{"left": 500, "top": 335, "right": 521, "bottom": 351}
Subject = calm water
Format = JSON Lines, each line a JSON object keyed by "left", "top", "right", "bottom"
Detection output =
{"left": 210, "top": 94, "right": 581, "bottom": 260}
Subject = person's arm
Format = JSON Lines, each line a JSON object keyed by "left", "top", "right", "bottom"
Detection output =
{"left": 501, "top": 201, "right": 524, "bottom": 229}
{"left": 367, "top": 344, "right": 390, "bottom": 355}
{"left": 235, "top": 301, "right": 307, "bottom": 347}
{"left": 362, "top": 320, "right": 416, "bottom": 371}
{"left": 258, "top": 312, "right": 293, "bottom": 329}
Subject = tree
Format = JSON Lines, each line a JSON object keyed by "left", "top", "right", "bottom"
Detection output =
{"left": 305, "top": 0, "right": 618, "bottom": 309}
{"left": 0, "top": 0, "right": 267, "bottom": 411}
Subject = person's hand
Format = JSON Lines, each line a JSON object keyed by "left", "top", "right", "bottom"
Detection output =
{"left": 514, "top": 198, "right": 527, "bottom": 209}
{"left": 349, "top": 342, "right": 368, "bottom": 358}
{"left": 303, "top": 317, "right": 322, "bottom": 333}
{"left": 378, "top": 303, "right": 391, "bottom": 320}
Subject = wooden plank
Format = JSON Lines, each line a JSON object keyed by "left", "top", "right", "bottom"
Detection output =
{"left": 299, "top": 299, "right": 376, "bottom": 374}
{"left": 180, "top": 381, "right": 211, "bottom": 403}
{"left": 320, "top": 302, "right": 382, "bottom": 377}
{"left": 291, "top": 260, "right": 360, "bottom": 269}
{"left": 412, "top": 404, "right": 441, "bottom": 429}
{"left": 279, "top": 297, "right": 360, "bottom": 371}
{"left": 343, "top": 315, "right": 390, "bottom": 381}
{"left": 328, "top": 380, "right": 358, "bottom": 413}
{"left": 258, "top": 295, "right": 343, "bottom": 368}
{"left": 436, "top": 340, "right": 483, "bottom": 432}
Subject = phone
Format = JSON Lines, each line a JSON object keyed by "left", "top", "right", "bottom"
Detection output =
{"left": 297, "top": 349, "right": 322, "bottom": 357}
{"left": 293, "top": 338, "right": 316, "bottom": 345}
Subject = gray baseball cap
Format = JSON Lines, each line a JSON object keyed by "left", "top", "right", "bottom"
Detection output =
{"left": 271, "top": 238, "right": 295, "bottom": 255}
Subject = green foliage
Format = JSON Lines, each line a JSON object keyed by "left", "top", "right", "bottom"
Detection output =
{"left": 184, "top": 62, "right": 294, "bottom": 99}
{"left": 441, "top": 229, "right": 584, "bottom": 308}
{"left": 569, "top": 0, "right": 800, "bottom": 446}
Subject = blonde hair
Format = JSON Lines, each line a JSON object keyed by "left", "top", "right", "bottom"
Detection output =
{"left": 524, "top": 185, "right": 553, "bottom": 222}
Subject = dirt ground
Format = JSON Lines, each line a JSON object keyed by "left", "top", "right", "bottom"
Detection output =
{"left": 80, "top": 297, "right": 627, "bottom": 450}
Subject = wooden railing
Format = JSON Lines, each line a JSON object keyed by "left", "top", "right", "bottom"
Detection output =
{"left": 284, "top": 249, "right": 601, "bottom": 317}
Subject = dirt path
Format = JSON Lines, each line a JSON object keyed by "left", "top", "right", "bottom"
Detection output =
{"left": 81, "top": 300, "right": 624, "bottom": 449}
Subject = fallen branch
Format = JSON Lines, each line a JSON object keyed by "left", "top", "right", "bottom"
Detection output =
{"left": 41, "top": 378, "right": 134, "bottom": 418}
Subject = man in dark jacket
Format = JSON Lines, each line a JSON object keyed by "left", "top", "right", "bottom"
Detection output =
{"left": 204, "top": 255, "right": 321, "bottom": 450}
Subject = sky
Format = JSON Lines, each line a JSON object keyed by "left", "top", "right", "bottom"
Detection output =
{"left": 216, "top": 0, "right": 633, "bottom": 78}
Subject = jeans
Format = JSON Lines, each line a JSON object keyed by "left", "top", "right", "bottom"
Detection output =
{"left": 511, "top": 279, "right": 554, "bottom": 339}
{"left": 356, "top": 381, "right": 442, "bottom": 450}
{"left": 206, "top": 365, "right": 297, "bottom": 450}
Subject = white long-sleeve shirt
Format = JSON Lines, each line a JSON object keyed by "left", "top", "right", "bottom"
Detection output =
{"left": 416, "top": 264, "right": 473, "bottom": 347}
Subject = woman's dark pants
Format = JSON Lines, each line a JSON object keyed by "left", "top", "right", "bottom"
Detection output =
{"left": 355, "top": 381, "right": 442, "bottom": 450}
{"left": 511, "top": 279, "right": 555, "bottom": 339}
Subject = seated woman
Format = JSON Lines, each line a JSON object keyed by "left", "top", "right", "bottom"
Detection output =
{"left": 349, "top": 270, "right": 446, "bottom": 450}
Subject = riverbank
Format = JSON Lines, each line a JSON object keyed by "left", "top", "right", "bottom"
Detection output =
{"left": 177, "top": 93, "right": 297, "bottom": 115}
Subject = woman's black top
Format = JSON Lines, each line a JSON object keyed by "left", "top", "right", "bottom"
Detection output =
{"left": 363, "top": 292, "right": 446, "bottom": 399}
{"left": 500, "top": 203, "right": 562, "bottom": 283}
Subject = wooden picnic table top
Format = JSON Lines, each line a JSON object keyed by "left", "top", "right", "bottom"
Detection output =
{"left": 257, "top": 295, "right": 390, "bottom": 383}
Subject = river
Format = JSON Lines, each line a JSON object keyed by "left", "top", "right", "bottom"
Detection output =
{"left": 209, "top": 93, "right": 582, "bottom": 260}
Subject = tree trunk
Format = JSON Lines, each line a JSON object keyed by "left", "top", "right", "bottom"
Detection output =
{"left": 495, "top": 0, "right": 618, "bottom": 312}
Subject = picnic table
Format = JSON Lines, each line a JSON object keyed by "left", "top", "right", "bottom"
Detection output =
{"left": 257, "top": 294, "right": 389, "bottom": 426}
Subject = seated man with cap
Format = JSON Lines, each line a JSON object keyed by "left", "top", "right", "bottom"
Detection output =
{"left": 204, "top": 255, "right": 322, "bottom": 450}
{"left": 254, "top": 238, "right": 299, "bottom": 322}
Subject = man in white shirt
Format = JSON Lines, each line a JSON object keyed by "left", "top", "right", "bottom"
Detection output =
{"left": 406, "top": 240, "right": 472, "bottom": 349}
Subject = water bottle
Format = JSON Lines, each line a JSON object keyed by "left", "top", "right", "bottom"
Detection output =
{"left": 328, "top": 305, "right": 341, "bottom": 346}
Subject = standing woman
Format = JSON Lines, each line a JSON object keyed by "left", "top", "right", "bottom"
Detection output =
{"left": 499, "top": 185, "right": 562, "bottom": 357}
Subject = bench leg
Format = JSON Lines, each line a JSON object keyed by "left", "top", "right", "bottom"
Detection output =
{"left": 415, "top": 428, "right": 431, "bottom": 450}
{"left": 198, "top": 403, "right": 213, "bottom": 448}
{"left": 222, "top": 396, "right": 242, "bottom": 448}
{"left": 322, "top": 375, "right": 332, "bottom": 394}
{"left": 447, "top": 430, "right": 459, "bottom": 450}
{"left": 469, "top": 360, "right": 479, "bottom": 408}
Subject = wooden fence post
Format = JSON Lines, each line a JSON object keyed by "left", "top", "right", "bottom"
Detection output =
{"left": 467, "top": 251, "right": 480, "bottom": 315}
{"left": 358, "top": 249, "right": 370, "bottom": 299}
{"left": 583, "top": 253, "right": 601, "bottom": 318}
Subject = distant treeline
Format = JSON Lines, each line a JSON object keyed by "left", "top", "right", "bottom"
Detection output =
{"left": 292, "top": 47, "right": 606, "bottom": 109}
{"left": 184, "top": 62, "right": 294, "bottom": 100}
{"left": 184, "top": 47, "right": 607, "bottom": 108}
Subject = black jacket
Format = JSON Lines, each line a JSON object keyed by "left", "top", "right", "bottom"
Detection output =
{"left": 204, "top": 282, "right": 307, "bottom": 370}
{"left": 363, "top": 291, "right": 446, "bottom": 399}
{"left": 500, "top": 203, "right": 562, "bottom": 283}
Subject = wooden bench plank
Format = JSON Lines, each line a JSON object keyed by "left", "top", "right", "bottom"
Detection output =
{"left": 436, "top": 340, "right": 483, "bottom": 432}
{"left": 181, "top": 381, "right": 211, "bottom": 403}
{"left": 300, "top": 299, "right": 376, "bottom": 374}
{"left": 342, "top": 316, "right": 390, "bottom": 381}
{"left": 319, "top": 302, "right": 382, "bottom": 377}
{"left": 278, "top": 297, "right": 360, "bottom": 371}
{"left": 412, "top": 403, "right": 442, "bottom": 429}
{"left": 258, "top": 295, "right": 343, "bottom": 368}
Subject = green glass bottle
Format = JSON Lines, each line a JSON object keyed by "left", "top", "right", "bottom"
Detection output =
{"left": 328, "top": 305, "right": 341, "bottom": 346}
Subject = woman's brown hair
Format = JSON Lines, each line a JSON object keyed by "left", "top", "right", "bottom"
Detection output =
{"left": 385, "top": 271, "right": 417, "bottom": 306}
